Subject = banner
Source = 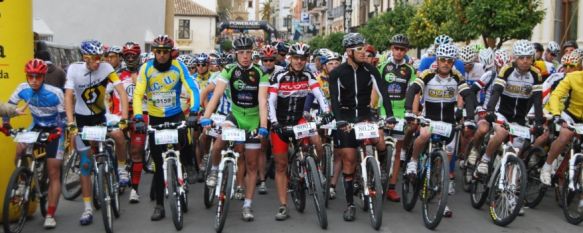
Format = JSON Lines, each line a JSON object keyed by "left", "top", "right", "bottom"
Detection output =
{"left": 0, "top": 0, "right": 34, "bottom": 218}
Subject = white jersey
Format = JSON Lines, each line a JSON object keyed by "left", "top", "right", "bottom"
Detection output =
{"left": 65, "top": 62, "right": 121, "bottom": 116}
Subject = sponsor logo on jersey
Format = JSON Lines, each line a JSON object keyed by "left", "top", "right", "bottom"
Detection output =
{"left": 428, "top": 87, "right": 456, "bottom": 99}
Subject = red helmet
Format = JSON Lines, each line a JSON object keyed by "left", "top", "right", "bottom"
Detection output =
{"left": 24, "top": 59, "right": 48, "bottom": 75}
{"left": 122, "top": 42, "right": 141, "bottom": 56}
{"left": 261, "top": 45, "right": 277, "bottom": 58}
{"left": 152, "top": 35, "right": 174, "bottom": 49}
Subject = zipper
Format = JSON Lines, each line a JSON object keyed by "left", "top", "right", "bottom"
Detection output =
{"left": 353, "top": 67, "right": 359, "bottom": 117}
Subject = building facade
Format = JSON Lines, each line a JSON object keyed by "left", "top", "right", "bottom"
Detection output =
{"left": 174, "top": 0, "right": 218, "bottom": 53}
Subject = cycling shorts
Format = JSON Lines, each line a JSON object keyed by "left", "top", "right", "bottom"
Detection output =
{"left": 223, "top": 113, "right": 261, "bottom": 146}
{"left": 75, "top": 113, "right": 106, "bottom": 146}
{"left": 271, "top": 118, "right": 307, "bottom": 154}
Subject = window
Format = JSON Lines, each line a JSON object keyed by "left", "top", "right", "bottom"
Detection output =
{"left": 248, "top": 0, "right": 253, "bottom": 8}
{"left": 178, "top": 19, "right": 190, "bottom": 39}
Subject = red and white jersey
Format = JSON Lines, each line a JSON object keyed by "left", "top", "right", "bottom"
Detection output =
{"left": 107, "top": 69, "right": 138, "bottom": 115}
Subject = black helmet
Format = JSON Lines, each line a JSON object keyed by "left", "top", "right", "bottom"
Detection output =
{"left": 532, "top": 42, "right": 544, "bottom": 52}
{"left": 342, "top": 33, "right": 365, "bottom": 48}
{"left": 233, "top": 36, "right": 255, "bottom": 50}
{"left": 563, "top": 40, "right": 579, "bottom": 49}
{"left": 390, "top": 34, "right": 410, "bottom": 48}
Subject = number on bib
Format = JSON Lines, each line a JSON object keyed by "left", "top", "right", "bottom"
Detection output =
{"left": 293, "top": 122, "right": 317, "bottom": 139}
{"left": 14, "top": 131, "right": 40, "bottom": 144}
{"left": 81, "top": 126, "right": 108, "bottom": 142}
{"left": 430, "top": 121, "right": 453, "bottom": 137}
{"left": 222, "top": 128, "right": 246, "bottom": 141}
{"left": 354, "top": 122, "right": 379, "bottom": 140}
{"left": 152, "top": 92, "right": 177, "bottom": 108}
{"left": 154, "top": 129, "right": 179, "bottom": 145}
{"left": 508, "top": 123, "right": 530, "bottom": 139}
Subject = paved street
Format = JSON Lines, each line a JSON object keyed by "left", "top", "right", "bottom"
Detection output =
{"left": 17, "top": 172, "right": 583, "bottom": 233}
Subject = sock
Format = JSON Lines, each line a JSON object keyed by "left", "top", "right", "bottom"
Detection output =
{"left": 47, "top": 205, "right": 57, "bottom": 217}
{"left": 343, "top": 175, "right": 354, "bottom": 205}
{"left": 388, "top": 184, "right": 395, "bottom": 190}
{"left": 243, "top": 199, "right": 252, "bottom": 208}
{"left": 83, "top": 197, "right": 92, "bottom": 211}
{"left": 131, "top": 162, "right": 143, "bottom": 191}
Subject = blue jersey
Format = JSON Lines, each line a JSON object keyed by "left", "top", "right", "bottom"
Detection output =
{"left": 8, "top": 83, "right": 65, "bottom": 127}
{"left": 418, "top": 56, "right": 466, "bottom": 76}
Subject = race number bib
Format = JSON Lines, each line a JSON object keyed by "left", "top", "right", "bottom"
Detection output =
{"left": 81, "top": 126, "right": 107, "bottom": 142}
{"left": 293, "top": 122, "right": 317, "bottom": 139}
{"left": 154, "top": 129, "right": 179, "bottom": 145}
{"left": 354, "top": 122, "right": 379, "bottom": 140}
{"left": 393, "top": 118, "right": 405, "bottom": 132}
{"left": 14, "top": 131, "right": 40, "bottom": 143}
{"left": 574, "top": 124, "right": 583, "bottom": 135}
{"left": 152, "top": 92, "right": 177, "bottom": 108}
{"left": 508, "top": 123, "right": 530, "bottom": 139}
{"left": 222, "top": 128, "right": 246, "bottom": 141}
{"left": 211, "top": 114, "right": 227, "bottom": 125}
{"left": 430, "top": 121, "right": 453, "bottom": 137}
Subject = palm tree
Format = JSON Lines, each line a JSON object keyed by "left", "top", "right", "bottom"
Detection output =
{"left": 259, "top": 0, "right": 273, "bottom": 21}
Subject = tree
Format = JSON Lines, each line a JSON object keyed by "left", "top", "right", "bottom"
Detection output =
{"left": 220, "top": 39, "right": 233, "bottom": 52}
{"left": 358, "top": 1, "right": 416, "bottom": 51}
{"left": 465, "top": 0, "right": 545, "bottom": 48}
{"left": 259, "top": 0, "right": 273, "bottom": 21}
{"left": 308, "top": 32, "right": 345, "bottom": 53}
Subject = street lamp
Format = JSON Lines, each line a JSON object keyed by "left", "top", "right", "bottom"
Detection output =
{"left": 343, "top": 0, "right": 352, "bottom": 33}
{"left": 374, "top": 0, "right": 380, "bottom": 16}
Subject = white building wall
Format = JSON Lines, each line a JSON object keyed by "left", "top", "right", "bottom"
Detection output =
{"left": 174, "top": 16, "right": 216, "bottom": 53}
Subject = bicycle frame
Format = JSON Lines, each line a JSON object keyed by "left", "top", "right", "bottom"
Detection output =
{"left": 214, "top": 141, "right": 240, "bottom": 199}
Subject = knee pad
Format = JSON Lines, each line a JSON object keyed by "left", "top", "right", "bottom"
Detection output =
{"left": 80, "top": 151, "right": 93, "bottom": 176}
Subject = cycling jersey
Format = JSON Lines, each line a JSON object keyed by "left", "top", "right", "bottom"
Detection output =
{"left": 405, "top": 69, "right": 475, "bottom": 123}
{"left": 329, "top": 62, "right": 393, "bottom": 122}
{"left": 487, "top": 64, "right": 543, "bottom": 124}
{"left": 377, "top": 57, "right": 416, "bottom": 118}
{"left": 8, "top": 83, "right": 65, "bottom": 127}
{"left": 194, "top": 71, "right": 211, "bottom": 92}
{"left": 417, "top": 56, "right": 466, "bottom": 76}
{"left": 209, "top": 72, "right": 231, "bottom": 115}
{"left": 108, "top": 69, "right": 137, "bottom": 115}
{"left": 549, "top": 70, "right": 583, "bottom": 121}
{"left": 65, "top": 62, "right": 121, "bottom": 116}
{"left": 268, "top": 67, "right": 329, "bottom": 125}
{"left": 218, "top": 63, "right": 269, "bottom": 130}
{"left": 133, "top": 59, "right": 200, "bottom": 118}
{"left": 534, "top": 59, "right": 556, "bottom": 79}
{"left": 472, "top": 69, "right": 497, "bottom": 106}
{"left": 464, "top": 63, "right": 485, "bottom": 84}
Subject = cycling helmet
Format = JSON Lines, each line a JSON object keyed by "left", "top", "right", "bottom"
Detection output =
{"left": 479, "top": 48, "right": 495, "bottom": 70}
{"left": 252, "top": 50, "right": 261, "bottom": 60}
{"left": 425, "top": 47, "right": 435, "bottom": 57}
{"left": 435, "top": 44, "right": 459, "bottom": 59}
{"left": 563, "top": 40, "right": 579, "bottom": 49}
{"left": 459, "top": 46, "right": 477, "bottom": 63}
{"left": 80, "top": 40, "right": 104, "bottom": 55}
{"left": 547, "top": 41, "right": 560, "bottom": 56}
{"left": 176, "top": 54, "right": 189, "bottom": 63}
{"left": 122, "top": 42, "right": 141, "bottom": 56}
{"left": 24, "top": 59, "right": 48, "bottom": 75}
{"left": 434, "top": 34, "right": 453, "bottom": 46}
{"left": 195, "top": 53, "right": 209, "bottom": 64}
{"left": 532, "top": 42, "right": 544, "bottom": 52}
{"left": 260, "top": 45, "right": 277, "bottom": 58}
{"left": 390, "top": 34, "right": 410, "bottom": 48}
{"left": 494, "top": 49, "right": 510, "bottom": 67}
{"left": 152, "top": 35, "right": 174, "bottom": 49}
{"left": 233, "top": 36, "right": 255, "bottom": 50}
{"left": 209, "top": 53, "right": 220, "bottom": 65}
{"left": 342, "top": 33, "right": 366, "bottom": 48}
{"left": 320, "top": 50, "right": 342, "bottom": 64}
{"left": 561, "top": 52, "right": 582, "bottom": 66}
{"left": 105, "top": 46, "right": 122, "bottom": 55}
{"left": 288, "top": 42, "right": 311, "bottom": 57}
{"left": 365, "top": 44, "right": 377, "bottom": 56}
{"left": 513, "top": 40, "right": 535, "bottom": 56}
{"left": 276, "top": 42, "right": 289, "bottom": 53}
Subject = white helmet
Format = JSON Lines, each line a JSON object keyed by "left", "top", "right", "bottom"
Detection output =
{"left": 436, "top": 44, "right": 459, "bottom": 59}
{"left": 512, "top": 40, "right": 535, "bottom": 56}
{"left": 547, "top": 41, "right": 560, "bottom": 56}
{"left": 459, "top": 46, "right": 477, "bottom": 63}
{"left": 479, "top": 48, "right": 495, "bottom": 70}
{"left": 494, "top": 49, "right": 510, "bottom": 67}
{"left": 434, "top": 34, "right": 453, "bottom": 46}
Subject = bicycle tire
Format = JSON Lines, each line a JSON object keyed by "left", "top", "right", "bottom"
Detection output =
{"left": 110, "top": 165, "right": 121, "bottom": 218}
{"left": 61, "top": 151, "right": 82, "bottom": 200}
{"left": 401, "top": 151, "right": 419, "bottom": 211}
{"left": 36, "top": 161, "right": 49, "bottom": 218}
{"left": 561, "top": 161, "right": 583, "bottom": 225}
{"left": 3, "top": 167, "right": 32, "bottom": 233}
{"left": 98, "top": 164, "right": 114, "bottom": 233}
{"left": 524, "top": 146, "right": 547, "bottom": 208}
{"left": 488, "top": 155, "right": 527, "bottom": 227}
{"left": 143, "top": 135, "right": 154, "bottom": 174}
{"left": 461, "top": 141, "right": 475, "bottom": 192}
{"left": 366, "top": 157, "right": 384, "bottom": 230}
{"left": 421, "top": 150, "right": 449, "bottom": 230}
{"left": 93, "top": 174, "right": 101, "bottom": 210}
{"left": 290, "top": 155, "right": 306, "bottom": 212}
{"left": 322, "top": 144, "right": 332, "bottom": 208}
{"left": 306, "top": 156, "right": 327, "bottom": 229}
{"left": 203, "top": 153, "right": 215, "bottom": 209}
{"left": 382, "top": 142, "right": 394, "bottom": 195}
{"left": 167, "top": 159, "right": 183, "bottom": 230}
{"left": 215, "top": 161, "right": 234, "bottom": 233}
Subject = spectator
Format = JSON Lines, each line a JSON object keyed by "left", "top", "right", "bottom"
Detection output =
{"left": 35, "top": 50, "right": 66, "bottom": 89}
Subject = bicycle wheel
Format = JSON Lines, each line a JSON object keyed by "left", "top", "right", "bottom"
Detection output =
{"left": 561, "top": 159, "right": 583, "bottom": 225}
{"left": 93, "top": 174, "right": 101, "bottom": 210}
{"left": 167, "top": 159, "right": 183, "bottom": 230}
{"left": 365, "top": 157, "right": 383, "bottom": 230}
{"left": 109, "top": 164, "right": 121, "bottom": 218}
{"left": 143, "top": 135, "right": 154, "bottom": 174}
{"left": 215, "top": 161, "right": 234, "bottom": 233}
{"left": 3, "top": 167, "right": 32, "bottom": 233}
{"left": 421, "top": 150, "right": 449, "bottom": 230}
{"left": 35, "top": 161, "right": 49, "bottom": 218}
{"left": 61, "top": 150, "right": 82, "bottom": 200}
{"left": 306, "top": 156, "right": 327, "bottom": 229}
{"left": 461, "top": 142, "right": 475, "bottom": 192}
{"left": 488, "top": 155, "right": 527, "bottom": 227}
{"left": 401, "top": 153, "right": 419, "bottom": 211}
{"left": 322, "top": 144, "right": 333, "bottom": 208}
{"left": 203, "top": 153, "right": 215, "bottom": 209}
{"left": 290, "top": 156, "right": 306, "bottom": 212}
{"left": 97, "top": 164, "right": 114, "bottom": 233}
{"left": 524, "top": 146, "right": 547, "bottom": 208}
{"left": 382, "top": 142, "right": 394, "bottom": 195}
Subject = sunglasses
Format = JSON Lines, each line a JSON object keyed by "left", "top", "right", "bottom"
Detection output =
{"left": 516, "top": 55, "right": 532, "bottom": 60}
{"left": 438, "top": 57, "right": 455, "bottom": 64}
{"left": 350, "top": 46, "right": 366, "bottom": 52}
{"left": 262, "top": 59, "right": 275, "bottom": 63}
{"left": 26, "top": 74, "right": 45, "bottom": 80}
{"left": 83, "top": 55, "right": 102, "bottom": 62}
{"left": 123, "top": 54, "right": 139, "bottom": 60}
{"left": 564, "top": 64, "right": 578, "bottom": 68}
{"left": 153, "top": 49, "right": 171, "bottom": 55}
{"left": 196, "top": 64, "right": 207, "bottom": 67}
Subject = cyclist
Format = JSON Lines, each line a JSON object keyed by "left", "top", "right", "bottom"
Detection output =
{"left": 200, "top": 35, "right": 269, "bottom": 222}
{"left": 252, "top": 50, "right": 261, "bottom": 65}
{"left": 329, "top": 33, "right": 395, "bottom": 221}
{"left": 533, "top": 42, "right": 556, "bottom": 79}
{"left": 417, "top": 34, "right": 465, "bottom": 76}
{"left": 3, "top": 59, "right": 65, "bottom": 228}
{"left": 269, "top": 42, "right": 332, "bottom": 220}
{"left": 541, "top": 52, "right": 583, "bottom": 186}
{"left": 562, "top": 40, "right": 579, "bottom": 56}
{"left": 209, "top": 53, "right": 222, "bottom": 73}
{"left": 460, "top": 46, "right": 485, "bottom": 87}
{"left": 132, "top": 35, "right": 200, "bottom": 221}
{"left": 65, "top": 40, "right": 129, "bottom": 225}
{"left": 275, "top": 42, "right": 289, "bottom": 67}
{"left": 404, "top": 43, "right": 477, "bottom": 217}
{"left": 543, "top": 41, "right": 561, "bottom": 68}
{"left": 104, "top": 46, "right": 124, "bottom": 73}
{"left": 376, "top": 34, "right": 416, "bottom": 202}
{"left": 189, "top": 53, "right": 212, "bottom": 181}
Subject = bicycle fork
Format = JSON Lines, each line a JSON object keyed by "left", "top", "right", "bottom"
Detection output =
{"left": 214, "top": 150, "right": 239, "bottom": 199}
{"left": 162, "top": 150, "right": 185, "bottom": 197}
{"left": 359, "top": 145, "right": 380, "bottom": 196}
